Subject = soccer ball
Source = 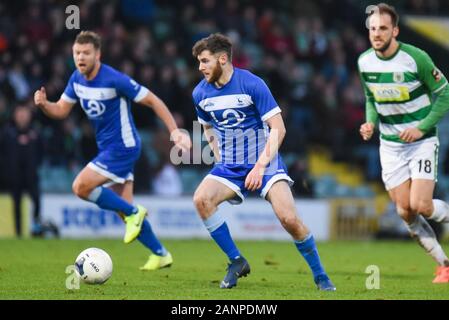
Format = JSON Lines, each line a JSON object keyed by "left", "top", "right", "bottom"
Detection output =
{"left": 74, "top": 248, "right": 113, "bottom": 284}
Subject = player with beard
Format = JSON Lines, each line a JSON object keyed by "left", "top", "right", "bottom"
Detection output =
{"left": 359, "top": 3, "right": 449, "bottom": 283}
{"left": 34, "top": 31, "right": 191, "bottom": 270}
{"left": 191, "top": 33, "right": 335, "bottom": 290}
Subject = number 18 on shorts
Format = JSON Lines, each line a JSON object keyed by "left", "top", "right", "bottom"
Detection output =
{"left": 380, "top": 137, "right": 439, "bottom": 190}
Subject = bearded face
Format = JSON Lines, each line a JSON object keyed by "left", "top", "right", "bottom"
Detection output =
{"left": 197, "top": 50, "right": 225, "bottom": 84}
{"left": 73, "top": 42, "right": 100, "bottom": 77}
{"left": 368, "top": 13, "right": 398, "bottom": 54}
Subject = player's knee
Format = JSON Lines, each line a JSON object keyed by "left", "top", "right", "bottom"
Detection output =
{"left": 396, "top": 205, "right": 414, "bottom": 221}
{"left": 72, "top": 180, "right": 91, "bottom": 199}
{"left": 193, "top": 192, "right": 213, "bottom": 216}
{"left": 278, "top": 215, "right": 299, "bottom": 230}
{"left": 410, "top": 199, "right": 433, "bottom": 216}
{"left": 279, "top": 214, "right": 307, "bottom": 238}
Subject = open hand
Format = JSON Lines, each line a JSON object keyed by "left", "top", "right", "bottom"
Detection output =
{"left": 399, "top": 127, "right": 424, "bottom": 143}
{"left": 244, "top": 163, "right": 266, "bottom": 192}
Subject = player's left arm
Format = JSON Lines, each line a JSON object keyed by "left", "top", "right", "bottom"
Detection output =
{"left": 245, "top": 77, "right": 285, "bottom": 191}
{"left": 138, "top": 91, "right": 191, "bottom": 152}
{"left": 258, "top": 113, "right": 286, "bottom": 166}
{"left": 202, "top": 123, "right": 220, "bottom": 162}
{"left": 116, "top": 73, "right": 191, "bottom": 151}
{"left": 245, "top": 113, "right": 285, "bottom": 191}
{"left": 400, "top": 50, "right": 449, "bottom": 143}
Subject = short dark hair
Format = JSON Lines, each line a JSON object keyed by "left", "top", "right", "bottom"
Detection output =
{"left": 192, "top": 33, "right": 232, "bottom": 60}
{"left": 75, "top": 31, "right": 101, "bottom": 50}
{"left": 369, "top": 3, "right": 399, "bottom": 27}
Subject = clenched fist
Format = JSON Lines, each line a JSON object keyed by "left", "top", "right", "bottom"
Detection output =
{"left": 360, "top": 122, "right": 375, "bottom": 141}
{"left": 34, "top": 87, "right": 47, "bottom": 108}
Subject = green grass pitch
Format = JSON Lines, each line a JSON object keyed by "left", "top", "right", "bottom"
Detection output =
{"left": 0, "top": 239, "right": 447, "bottom": 300}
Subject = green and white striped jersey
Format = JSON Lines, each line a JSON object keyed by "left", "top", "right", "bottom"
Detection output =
{"left": 358, "top": 42, "right": 448, "bottom": 143}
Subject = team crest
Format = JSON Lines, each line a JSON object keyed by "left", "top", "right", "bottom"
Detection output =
{"left": 393, "top": 72, "right": 404, "bottom": 83}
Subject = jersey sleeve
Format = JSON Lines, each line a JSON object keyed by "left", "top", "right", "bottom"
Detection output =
{"left": 192, "top": 92, "right": 212, "bottom": 125}
{"left": 115, "top": 72, "right": 150, "bottom": 102}
{"left": 416, "top": 49, "right": 448, "bottom": 94}
{"left": 61, "top": 73, "right": 78, "bottom": 104}
{"left": 251, "top": 77, "right": 281, "bottom": 121}
{"left": 358, "top": 61, "right": 379, "bottom": 125}
{"left": 195, "top": 105, "right": 212, "bottom": 125}
{"left": 418, "top": 85, "right": 449, "bottom": 133}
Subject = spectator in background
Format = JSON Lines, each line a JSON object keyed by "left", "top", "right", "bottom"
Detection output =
{"left": 0, "top": 95, "right": 10, "bottom": 192}
{"left": 289, "top": 157, "right": 314, "bottom": 197}
{"left": 0, "top": 94, "right": 10, "bottom": 128}
{"left": 152, "top": 162, "right": 183, "bottom": 196}
{"left": 79, "top": 120, "right": 97, "bottom": 165}
{"left": 8, "top": 63, "right": 30, "bottom": 101}
{"left": 3, "top": 105, "right": 42, "bottom": 237}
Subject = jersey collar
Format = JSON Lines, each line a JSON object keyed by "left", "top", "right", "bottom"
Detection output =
{"left": 375, "top": 41, "right": 402, "bottom": 61}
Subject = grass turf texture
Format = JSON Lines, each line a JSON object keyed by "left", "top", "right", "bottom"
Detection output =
{"left": 0, "top": 239, "right": 447, "bottom": 299}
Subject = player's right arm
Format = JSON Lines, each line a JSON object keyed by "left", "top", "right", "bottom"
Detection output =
{"left": 34, "top": 87, "right": 74, "bottom": 120}
{"left": 358, "top": 62, "right": 377, "bottom": 141}
{"left": 360, "top": 122, "right": 375, "bottom": 141}
{"left": 203, "top": 124, "right": 220, "bottom": 162}
{"left": 192, "top": 86, "right": 218, "bottom": 160}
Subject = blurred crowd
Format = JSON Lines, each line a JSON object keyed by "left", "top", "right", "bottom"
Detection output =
{"left": 0, "top": 0, "right": 449, "bottom": 196}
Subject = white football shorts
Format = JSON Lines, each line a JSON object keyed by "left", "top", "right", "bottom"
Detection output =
{"left": 380, "top": 136, "right": 439, "bottom": 191}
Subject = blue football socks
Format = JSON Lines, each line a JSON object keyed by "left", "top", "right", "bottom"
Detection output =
{"left": 87, "top": 187, "right": 167, "bottom": 256}
{"left": 87, "top": 187, "right": 137, "bottom": 216}
{"left": 204, "top": 213, "right": 241, "bottom": 261}
{"left": 138, "top": 219, "right": 168, "bottom": 256}
{"left": 295, "top": 234, "right": 326, "bottom": 279}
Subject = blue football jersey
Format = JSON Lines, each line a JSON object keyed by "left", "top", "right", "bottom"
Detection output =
{"left": 61, "top": 64, "right": 148, "bottom": 151}
{"left": 192, "top": 68, "right": 281, "bottom": 165}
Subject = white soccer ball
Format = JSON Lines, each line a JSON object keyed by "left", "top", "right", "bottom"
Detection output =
{"left": 74, "top": 248, "right": 113, "bottom": 284}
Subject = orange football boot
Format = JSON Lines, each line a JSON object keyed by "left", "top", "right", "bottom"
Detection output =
{"left": 433, "top": 266, "right": 449, "bottom": 283}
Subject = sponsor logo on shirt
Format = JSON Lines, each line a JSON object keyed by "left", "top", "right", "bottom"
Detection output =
{"left": 371, "top": 85, "right": 410, "bottom": 102}
{"left": 81, "top": 99, "right": 106, "bottom": 118}
{"left": 210, "top": 109, "right": 246, "bottom": 128}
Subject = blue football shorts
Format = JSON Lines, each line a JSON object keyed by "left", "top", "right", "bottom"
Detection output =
{"left": 205, "top": 155, "right": 294, "bottom": 205}
{"left": 87, "top": 147, "right": 141, "bottom": 185}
